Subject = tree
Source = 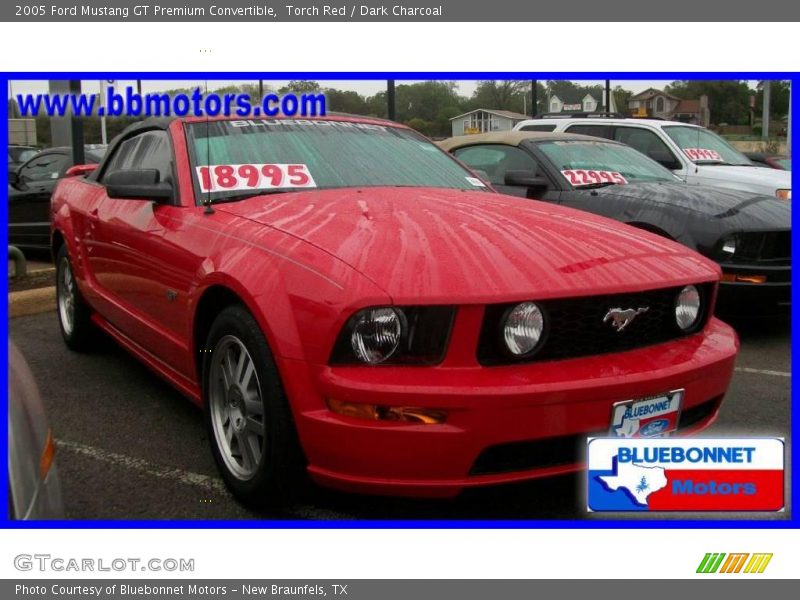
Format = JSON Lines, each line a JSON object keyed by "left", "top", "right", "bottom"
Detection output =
{"left": 665, "top": 80, "right": 752, "bottom": 125}
{"left": 279, "top": 80, "right": 322, "bottom": 94}
{"left": 405, "top": 117, "right": 431, "bottom": 136}
{"left": 611, "top": 85, "right": 633, "bottom": 114}
{"left": 324, "top": 88, "right": 369, "bottom": 115}
{"left": 394, "top": 81, "right": 463, "bottom": 122}
{"left": 470, "top": 80, "right": 527, "bottom": 111}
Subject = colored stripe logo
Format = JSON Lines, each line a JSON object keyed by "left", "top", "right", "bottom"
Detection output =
{"left": 697, "top": 553, "right": 772, "bottom": 573}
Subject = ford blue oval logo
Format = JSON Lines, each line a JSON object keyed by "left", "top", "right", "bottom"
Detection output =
{"left": 640, "top": 419, "right": 669, "bottom": 437}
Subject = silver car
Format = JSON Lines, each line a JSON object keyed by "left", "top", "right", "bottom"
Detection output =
{"left": 8, "top": 341, "right": 64, "bottom": 519}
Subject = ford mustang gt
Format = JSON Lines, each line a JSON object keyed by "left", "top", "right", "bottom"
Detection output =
{"left": 440, "top": 131, "right": 791, "bottom": 316}
{"left": 51, "top": 115, "right": 738, "bottom": 506}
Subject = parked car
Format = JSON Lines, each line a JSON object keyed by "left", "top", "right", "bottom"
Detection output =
{"left": 51, "top": 115, "right": 738, "bottom": 506}
{"left": 745, "top": 152, "right": 791, "bottom": 171}
{"left": 440, "top": 131, "right": 790, "bottom": 315}
{"left": 9, "top": 146, "right": 106, "bottom": 250}
{"left": 513, "top": 117, "right": 791, "bottom": 201}
{"left": 8, "top": 144, "right": 39, "bottom": 174}
{"left": 8, "top": 341, "right": 65, "bottom": 520}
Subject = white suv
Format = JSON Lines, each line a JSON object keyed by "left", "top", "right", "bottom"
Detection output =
{"left": 513, "top": 117, "right": 791, "bottom": 201}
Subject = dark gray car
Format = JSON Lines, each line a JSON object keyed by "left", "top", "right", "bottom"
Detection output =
{"left": 439, "top": 131, "right": 791, "bottom": 315}
{"left": 8, "top": 146, "right": 105, "bottom": 250}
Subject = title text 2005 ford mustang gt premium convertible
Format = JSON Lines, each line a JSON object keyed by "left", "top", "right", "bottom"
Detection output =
{"left": 51, "top": 116, "right": 738, "bottom": 506}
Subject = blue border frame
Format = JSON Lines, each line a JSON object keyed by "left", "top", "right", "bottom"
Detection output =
{"left": 2, "top": 71, "right": 796, "bottom": 529}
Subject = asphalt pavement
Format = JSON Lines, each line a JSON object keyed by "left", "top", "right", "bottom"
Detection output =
{"left": 9, "top": 311, "right": 792, "bottom": 521}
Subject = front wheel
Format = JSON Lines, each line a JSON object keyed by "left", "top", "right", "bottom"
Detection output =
{"left": 203, "top": 304, "right": 309, "bottom": 509}
{"left": 55, "top": 244, "right": 95, "bottom": 351}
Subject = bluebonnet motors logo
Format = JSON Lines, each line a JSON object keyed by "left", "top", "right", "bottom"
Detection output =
{"left": 587, "top": 438, "right": 784, "bottom": 511}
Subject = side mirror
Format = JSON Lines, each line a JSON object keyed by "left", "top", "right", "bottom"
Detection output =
{"left": 65, "top": 163, "right": 99, "bottom": 178}
{"left": 105, "top": 169, "right": 172, "bottom": 203}
{"left": 504, "top": 169, "right": 549, "bottom": 188}
{"left": 8, "top": 170, "right": 19, "bottom": 187}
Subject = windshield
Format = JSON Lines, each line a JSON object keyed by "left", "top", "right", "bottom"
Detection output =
{"left": 662, "top": 125, "right": 752, "bottom": 166}
{"left": 186, "top": 119, "right": 487, "bottom": 202}
{"left": 536, "top": 140, "right": 679, "bottom": 186}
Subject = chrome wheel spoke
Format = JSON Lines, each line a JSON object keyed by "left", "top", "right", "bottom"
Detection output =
{"left": 221, "top": 350, "right": 235, "bottom": 388}
{"left": 246, "top": 416, "right": 264, "bottom": 436}
{"left": 237, "top": 432, "right": 256, "bottom": 471}
{"left": 244, "top": 389, "right": 262, "bottom": 416}
{"left": 223, "top": 422, "right": 234, "bottom": 447}
{"left": 236, "top": 350, "right": 254, "bottom": 389}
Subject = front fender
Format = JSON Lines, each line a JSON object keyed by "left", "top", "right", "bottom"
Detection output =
{"left": 190, "top": 241, "right": 390, "bottom": 365}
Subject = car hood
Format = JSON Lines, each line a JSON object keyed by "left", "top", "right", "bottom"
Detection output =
{"left": 595, "top": 182, "right": 791, "bottom": 230}
{"left": 218, "top": 187, "right": 718, "bottom": 303}
{"left": 693, "top": 164, "right": 791, "bottom": 191}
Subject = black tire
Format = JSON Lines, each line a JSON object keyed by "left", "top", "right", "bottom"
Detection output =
{"left": 202, "top": 304, "right": 310, "bottom": 510}
{"left": 55, "top": 244, "right": 95, "bottom": 351}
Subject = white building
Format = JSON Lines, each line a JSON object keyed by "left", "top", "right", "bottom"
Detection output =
{"left": 450, "top": 108, "right": 531, "bottom": 136}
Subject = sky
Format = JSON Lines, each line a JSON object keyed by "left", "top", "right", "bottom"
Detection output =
{"left": 7, "top": 79, "right": 765, "bottom": 99}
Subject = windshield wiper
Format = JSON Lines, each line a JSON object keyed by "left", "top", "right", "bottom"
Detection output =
{"left": 579, "top": 182, "right": 618, "bottom": 190}
{"left": 209, "top": 189, "right": 294, "bottom": 204}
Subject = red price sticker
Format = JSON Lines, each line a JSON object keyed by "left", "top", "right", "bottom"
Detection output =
{"left": 561, "top": 169, "right": 628, "bottom": 187}
{"left": 196, "top": 164, "right": 316, "bottom": 193}
{"left": 683, "top": 148, "right": 723, "bottom": 162}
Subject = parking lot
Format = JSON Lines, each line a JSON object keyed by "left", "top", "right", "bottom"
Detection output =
{"left": 9, "top": 310, "right": 791, "bottom": 521}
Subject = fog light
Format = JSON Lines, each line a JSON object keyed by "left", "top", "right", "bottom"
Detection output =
{"left": 675, "top": 285, "right": 701, "bottom": 331}
{"left": 502, "top": 302, "right": 545, "bottom": 356}
{"left": 721, "top": 273, "right": 767, "bottom": 284}
{"left": 326, "top": 399, "right": 447, "bottom": 424}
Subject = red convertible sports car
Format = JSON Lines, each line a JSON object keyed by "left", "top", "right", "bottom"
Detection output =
{"left": 51, "top": 115, "right": 739, "bottom": 506}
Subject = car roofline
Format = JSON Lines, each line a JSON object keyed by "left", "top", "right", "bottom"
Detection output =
{"left": 437, "top": 130, "right": 627, "bottom": 150}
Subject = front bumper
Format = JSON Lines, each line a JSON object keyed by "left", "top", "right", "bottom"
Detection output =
{"left": 279, "top": 318, "right": 738, "bottom": 498}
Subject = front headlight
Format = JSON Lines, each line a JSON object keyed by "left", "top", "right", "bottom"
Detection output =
{"left": 776, "top": 189, "right": 791, "bottom": 201}
{"left": 349, "top": 307, "right": 402, "bottom": 364}
{"left": 502, "top": 302, "right": 545, "bottom": 356}
{"left": 720, "top": 236, "right": 737, "bottom": 259}
{"left": 675, "top": 285, "right": 701, "bottom": 331}
{"left": 330, "top": 306, "right": 454, "bottom": 365}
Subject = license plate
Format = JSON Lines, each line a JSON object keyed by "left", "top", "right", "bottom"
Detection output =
{"left": 609, "top": 389, "right": 684, "bottom": 438}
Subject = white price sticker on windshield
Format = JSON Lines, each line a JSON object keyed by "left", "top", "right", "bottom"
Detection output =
{"left": 561, "top": 169, "right": 627, "bottom": 187}
{"left": 196, "top": 163, "right": 316, "bottom": 193}
{"left": 683, "top": 148, "right": 723, "bottom": 162}
{"left": 466, "top": 176, "right": 486, "bottom": 187}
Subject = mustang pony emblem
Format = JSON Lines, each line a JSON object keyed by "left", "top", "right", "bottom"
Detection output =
{"left": 603, "top": 307, "right": 649, "bottom": 332}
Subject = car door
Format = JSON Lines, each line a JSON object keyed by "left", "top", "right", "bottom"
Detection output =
{"left": 90, "top": 130, "right": 197, "bottom": 376}
{"left": 9, "top": 151, "right": 69, "bottom": 248}
{"left": 452, "top": 144, "right": 560, "bottom": 201}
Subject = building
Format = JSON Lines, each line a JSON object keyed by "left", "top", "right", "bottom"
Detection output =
{"left": 547, "top": 91, "right": 601, "bottom": 114}
{"left": 450, "top": 108, "right": 531, "bottom": 136}
{"left": 8, "top": 119, "right": 37, "bottom": 145}
{"left": 628, "top": 88, "right": 710, "bottom": 125}
{"left": 628, "top": 88, "right": 681, "bottom": 119}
